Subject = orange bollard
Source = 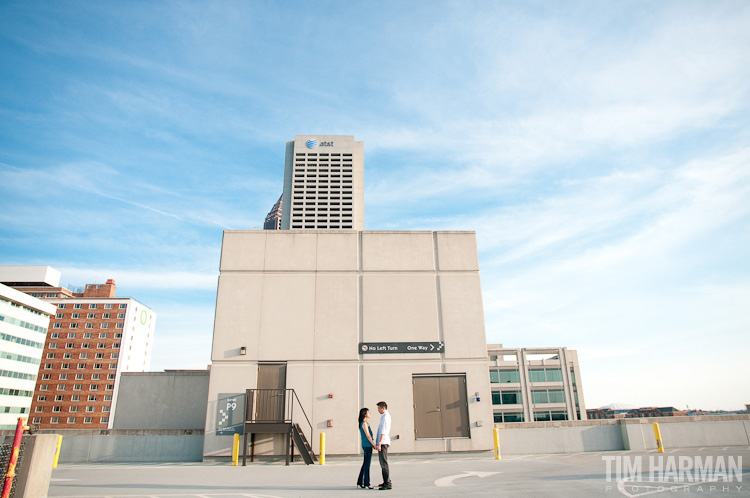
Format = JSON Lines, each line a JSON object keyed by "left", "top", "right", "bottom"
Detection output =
{"left": 2, "top": 417, "right": 28, "bottom": 498}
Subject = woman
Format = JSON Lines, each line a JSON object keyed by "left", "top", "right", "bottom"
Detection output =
{"left": 357, "top": 407, "right": 376, "bottom": 489}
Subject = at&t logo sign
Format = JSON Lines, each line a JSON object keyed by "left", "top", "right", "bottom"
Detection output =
{"left": 306, "top": 139, "right": 334, "bottom": 149}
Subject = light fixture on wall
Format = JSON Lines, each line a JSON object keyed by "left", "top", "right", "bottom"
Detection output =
{"left": 240, "top": 347, "right": 247, "bottom": 355}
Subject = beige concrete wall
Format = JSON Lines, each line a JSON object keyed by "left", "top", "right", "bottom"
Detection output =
{"left": 205, "top": 230, "right": 493, "bottom": 456}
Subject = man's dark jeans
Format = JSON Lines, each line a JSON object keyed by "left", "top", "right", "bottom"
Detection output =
{"left": 357, "top": 447, "right": 372, "bottom": 487}
{"left": 378, "top": 444, "right": 391, "bottom": 485}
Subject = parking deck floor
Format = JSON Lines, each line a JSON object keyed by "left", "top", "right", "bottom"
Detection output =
{"left": 49, "top": 446, "right": 749, "bottom": 498}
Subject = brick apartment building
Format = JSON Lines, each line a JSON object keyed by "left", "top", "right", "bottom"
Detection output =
{"left": 0, "top": 266, "right": 155, "bottom": 428}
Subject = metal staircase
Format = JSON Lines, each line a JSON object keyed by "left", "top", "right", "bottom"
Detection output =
{"left": 241, "top": 389, "right": 316, "bottom": 466}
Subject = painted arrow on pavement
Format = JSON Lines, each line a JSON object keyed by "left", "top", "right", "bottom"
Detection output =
{"left": 434, "top": 471, "right": 500, "bottom": 487}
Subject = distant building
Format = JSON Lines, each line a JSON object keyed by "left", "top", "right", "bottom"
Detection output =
{"left": 280, "top": 135, "right": 364, "bottom": 230}
{"left": 263, "top": 194, "right": 283, "bottom": 230}
{"left": 487, "top": 346, "right": 586, "bottom": 423}
{"left": 586, "top": 408, "right": 616, "bottom": 419}
{"left": 0, "top": 266, "right": 156, "bottom": 429}
{"left": 0, "top": 283, "right": 55, "bottom": 429}
{"left": 625, "top": 407, "right": 685, "bottom": 418}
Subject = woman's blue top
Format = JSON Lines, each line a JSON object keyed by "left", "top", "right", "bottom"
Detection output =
{"left": 360, "top": 422, "right": 374, "bottom": 448}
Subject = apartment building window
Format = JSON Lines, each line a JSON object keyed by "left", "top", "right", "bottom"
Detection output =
{"left": 95, "top": 353, "right": 104, "bottom": 359}
{"left": 52, "top": 406, "right": 61, "bottom": 412}
{"left": 50, "top": 417, "right": 59, "bottom": 424}
{"left": 90, "top": 384, "right": 99, "bottom": 390}
{"left": 84, "top": 417, "right": 93, "bottom": 424}
{"left": 56, "top": 385, "right": 66, "bottom": 391}
{"left": 104, "top": 395, "right": 112, "bottom": 401}
{"left": 102, "top": 314, "right": 111, "bottom": 319}
{"left": 75, "top": 373, "right": 84, "bottom": 380}
{"left": 62, "top": 353, "right": 72, "bottom": 359}
{"left": 58, "top": 304, "right": 66, "bottom": 309}
{"left": 490, "top": 369, "right": 521, "bottom": 383}
{"left": 100, "top": 417, "right": 108, "bottom": 424}
{"left": 119, "top": 304, "right": 127, "bottom": 309}
{"left": 69, "top": 406, "right": 78, "bottom": 412}
{"left": 89, "top": 304, "right": 98, "bottom": 309}
{"left": 107, "top": 374, "right": 115, "bottom": 380}
{"left": 94, "top": 363, "right": 102, "bottom": 370}
{"left": 116, "top": 324, "right": 124, "bottom": 329}
{"left": 97, "top": 343, "right": 105, "bottom": 349}
{"left": 34, "top": 406, "right": 43, "bottom": 413}
{"left": 111, "top": 353, "right": 119, "bottom": 359}
{"left": 529, "top": 369, "right": 563, "bottom": 383}
{"left": 109, "top": 363, "right": 116, "bottom": 369}
{"left": 53, "top": 323, "right": 62, "bottom": 329}
{"left": 79, "top": 353, "right": 88, "bottom": 359}
{"left": 117, "top": 313, "right": 125, "bottom": 319}
{"left": 48, "top": 343, "right": 56, "bottom": 349}
{"left": 104, "top": 304, "right": 113, "bottom": 309}
{"left": 85, "top": 323, "right": 94, "bottom": 329}
{"left": 102, "top": 406, "right": 110, "bottom": 412}
{"left": 83, "top": 332, "right": 92, "bottom": 339}
{"left": 493, "top": 412, "right": 525, "bottom": 423}
{"left": 82, "top": 343, "right": 89, "bottom": 349}
{"left": 54, "top": 395, "right": 63, "bottom": 401}
{"left": 32, "top": 417, "right": 41, "bottom": 424}
{"left": 67, "top": 417, "right": 76, "bottom": 423}
{"left": 37, "top": 395, "right": 46, "bottom": 402}
{"left": 44, "top": 364, "right": 52, "bottom": 369}
{"left": 67, "top": 333, "right": 76, "bottom": 339}
{"left": 73, "top": 304, "right": 82, "bottom": 309}
{"left": 534, "top": 410, "right": 568, "bottom": 421}
{"left": 71, "top": 314, "right": 80, "bottom": 319}
{"left": 86, "top": 406, "right": 95, "bottom": 412}
{"left": 87, "top": 313, "right": 95, "bottom": 319}
{"left": 41, "top": 374, "right": 51, "bottom": 380}
{"left": 106, "top": 384, "right": 114, "bottom": 391}
{"left": 58, "top": 374, "right": 67, "bottom": 380}
{"left": 77, "top": 363, "right": 85, "bottom": 369}
{"left": 61, "top": 363, "right": 70, "bottom": 369}
{"left": 69, "top": 323, "right": 78, "bottom": 329}
{"left": 91, "top": 374, "right": 100, "bottom": 380}
{"left": 531, "top": 389, "right": 566, "bottom": 404}
{"left": 55, "top": 313, "right": 63, "bottom": 319}
{"left": 100, "top": 324, "right": 109, "bottom": 329}
{"left": 71, "top": 395, "right": 80, "bottom": 401}
{"left": 73, "top": 385, "right": 82, "bottom": 391}
{"left": 46, "top": 353, "right": 55, "bottom": 359}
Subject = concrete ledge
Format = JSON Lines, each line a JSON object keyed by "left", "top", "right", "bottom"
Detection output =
{"left": 494, "top": 415, "right": 750, "bottom": 454}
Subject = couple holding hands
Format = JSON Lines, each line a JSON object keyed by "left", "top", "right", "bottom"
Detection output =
{"left": 357, "top": 401, "right": 392, "bottom": 490}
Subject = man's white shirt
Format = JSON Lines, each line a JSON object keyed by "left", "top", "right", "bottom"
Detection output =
{"left": 376, "top": 411, "right": 391, "bottom": 445}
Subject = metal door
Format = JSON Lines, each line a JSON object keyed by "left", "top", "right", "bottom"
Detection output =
{"left": 412, "top": 376, "right": 443, "bottom": 438}
{"left": 256, "top": 363, "right": 287, "bottom": 422}
{"left": 413, "top": 374, "right": 470, "bottom": 439}
{"left": 439, "top": 375, "right": 470, "bottom": 437}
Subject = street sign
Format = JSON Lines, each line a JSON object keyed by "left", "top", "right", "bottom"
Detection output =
{"left": 216, "top": 392, "right": 245, "bottom": 436}
{"left": 359, "top": 342, "right": 445, "bottom": 354}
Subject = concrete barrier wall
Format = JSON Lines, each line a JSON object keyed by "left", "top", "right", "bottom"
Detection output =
{"left": 496, "top": 415, "right": 750, "bottom": 455}
{"left": 1, "top": 430, "right": 204, "bottom": 463}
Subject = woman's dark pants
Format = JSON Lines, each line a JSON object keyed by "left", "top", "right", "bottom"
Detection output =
{"left": 357, "top": 447, "right": 373, "bottom": 487}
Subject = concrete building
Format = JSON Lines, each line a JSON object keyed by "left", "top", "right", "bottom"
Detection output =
{"left": 0, "top": 283, "right": 56, "bottom": 429}
{"left": 280, "top": 135, "right": 364, "bottom": 230}
{"left": 263, "top": 194, "right": 283, "bottom": 230}
{"left": 487, "top": 346, "right": 586, "bottom": 423}
{"left": 0, "top": 266, "right": 156, "bottom": 429}
{"left": 205, "top": 230, "right": 493, "bottom": 457}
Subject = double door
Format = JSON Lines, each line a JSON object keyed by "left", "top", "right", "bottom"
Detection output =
{"left": 412, "top": 374, "right": 470, "bottom": 439}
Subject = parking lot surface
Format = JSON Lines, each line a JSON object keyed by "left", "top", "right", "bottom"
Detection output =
{"left": 49, "top": 447, "right": 750, "bottom": 498}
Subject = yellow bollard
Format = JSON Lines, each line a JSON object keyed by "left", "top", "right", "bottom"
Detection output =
{"left": 493, "top": 428, "right": 501, "bottom": 460}
{"left": 52, "top": 435, "right": 63, "bottom": 468}
{"left": 232, "top": 433, "right": 240, "bottom": 466}
{"left": 319, "top": 432, "right": 326, "bottom": 465}
{"left": 653, "top": 423, "right": 665, "bottom": 453}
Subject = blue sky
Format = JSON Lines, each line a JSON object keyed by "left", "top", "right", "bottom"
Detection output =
{"left": 1, "top": 1, "right": 748, "bottom": 410}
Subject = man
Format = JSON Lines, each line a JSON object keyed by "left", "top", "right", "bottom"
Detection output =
{"left": 375, "top": 401, "right": 392, "bottom": 490}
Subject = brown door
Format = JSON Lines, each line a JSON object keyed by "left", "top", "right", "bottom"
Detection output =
{"left": 257, "top": 363, "right": 287, "bottom": 422}
{"left": 439, "top": 375, "right": 470, "bottom": 438}
{"left": 412, "top": 376, "right": 443, "bottom": 438}
{"left": 413, "top": 374, "right": 470, "bottom": 439}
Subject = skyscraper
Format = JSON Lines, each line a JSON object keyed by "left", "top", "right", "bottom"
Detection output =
{"left": 280, "top": 135, "right": 364, "bottom": 230}
{"left": 263, "top": 194, "right": 283, "bottom": 230}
